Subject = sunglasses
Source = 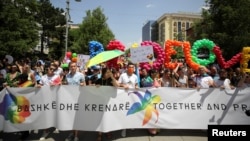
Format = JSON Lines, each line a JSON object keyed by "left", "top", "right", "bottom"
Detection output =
{"left": 48, "top": 68, "right": 55, "bottom": 71}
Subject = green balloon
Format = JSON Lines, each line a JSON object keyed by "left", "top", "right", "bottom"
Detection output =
{"left": 72, "top": 53, "right": 77, "bottom": 57}
{"left": 61, "top": 63, "right": 68, "bottom": 68}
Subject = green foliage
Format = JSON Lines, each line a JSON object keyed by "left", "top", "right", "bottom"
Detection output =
{"left": 36, "top": 0, "right": 65, "bottom": 58}
{"left": 0, "top": 0, "right": 39, "bottom": 57}
{"left": 193, "top": 0, "right": 250, "bottom": 60}
{"left": 70, "top": 7, "right": 115, "bottom": 54}
{"left": 0, "top": 0, "right": 65, "bottom": 59}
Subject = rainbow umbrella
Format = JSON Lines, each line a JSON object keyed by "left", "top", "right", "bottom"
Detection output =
{"left": 86, "top": 50, "right": 124, "bottom": 68}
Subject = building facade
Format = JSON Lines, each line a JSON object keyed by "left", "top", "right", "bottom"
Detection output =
{"left": 142, "top": 20, "right": 158, "bottom": 41}
{"left": 157, "top": 12, "right": 202, "bottom": 44}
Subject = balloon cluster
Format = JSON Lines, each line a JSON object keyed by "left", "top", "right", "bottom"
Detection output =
{"left": 164, "top": 40, "right": 182, "bottom": 70}
{"left": 106, "top": 40, "right": 125, "bottom": 69}
{"left": 164, "top": 40, "right": 201, "bottom": 71}
{"left": 240, "top": 47, "right": 250, "bottom": 72}
{"left": 89, "top": 41, "right": 104, "bottom": 58}
{"left": 183, "top": 41, "right": 201, "bottom": 71}
{"left": 140, "top": 41, "right": 165, "bottom": 71}
{"left": 191, "top": 39, "right": 216, "bottom": 66}
{"left": 163, "top": 39, "right": 246, "bottom": 71}
{"left": 65, "top": 51, "right": 78, "bottom": 63}
{"left": 213, "top": 46, "right": 242, "bottom": 69}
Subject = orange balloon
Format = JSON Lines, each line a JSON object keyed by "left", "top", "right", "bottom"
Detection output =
{"left": 71, "top": 57, "right": 77, "bottom": 62}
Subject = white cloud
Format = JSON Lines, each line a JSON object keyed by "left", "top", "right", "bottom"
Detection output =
{"left": 146, "top": 4, "right": 155, "bottom": 8}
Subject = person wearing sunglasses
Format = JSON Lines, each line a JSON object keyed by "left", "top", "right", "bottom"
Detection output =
{"left": 37, "top": 65, "right": 61, "bottom": 140}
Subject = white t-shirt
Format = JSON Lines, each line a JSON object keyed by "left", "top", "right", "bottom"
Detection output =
{"left": 40, "top": 74, "right": 61, "bottom": 86}
{"left": 118, "top": 73, "right": 138, "bottom": 88}
{"left": 214, "top": 78, "right": 231, "bottom": 89}
{"left": 194, "top": 75, "right": 214, "bottom": 88}
{"left": 54, "top": 67, "right": 63, "bottom": 75}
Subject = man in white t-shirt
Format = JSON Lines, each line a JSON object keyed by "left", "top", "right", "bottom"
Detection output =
{"left": 214, "top": 69, "right": 235, "bottom": 89}
{"left": 193, "top": 66, "right": 216, "bottom": 88}
{"left": 118, "top": 62, "right": 139, "bottom": 137}
{"left": 118, "top": 62, "right": 139, "bottom": 89}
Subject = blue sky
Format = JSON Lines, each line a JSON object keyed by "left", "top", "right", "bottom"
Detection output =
{"left": 51, "top": 0, "right": 206, "bottom": 47}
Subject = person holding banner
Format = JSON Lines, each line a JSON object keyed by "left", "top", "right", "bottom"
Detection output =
{"left": 140, "top": 68, "right": 153, "bottom": 87}
{"left": 21, "top": 64, "right": 36, "bottom": 87}
{"left": 118, "top": 62, "right": 139, "bottom": 137}
{"left": 65, "top": 62, "right": 85, "bottom": 141}
{"left": 94, "top": 67, "right": 119, "bottom": 141}
{"left": 118, "top": 62, "right": 139, "bottom": 90}
{"left": 237, "top": 72, "right": 250, "bottom": 88}
{"left": 52, "top": 60, "right": 63, "bottom": 76}
{"left": 17, "top": 72, "right": 34, "bottom": 141}
{"left": 149, "top": 69, "right": 162, "bottom": 88}
{"left": 141, "top": 69, "right": 161, "bottom": 135}
{"left": 192, "top": 66, "right": 216, "bottom": 89}
{"left": 3, "top": 64, "right": 20, "bottom": 87}
{"left": 214, "top": 69, "right": 235, "bottom": 89}
{"left": 37, "top": 65, "right": 61, "bottom": 140}
{"left": 174, "top": 66, "right": 188, "bottom": 88}
{"left": 162, "top": 69, "right": 178, "bottom": 87}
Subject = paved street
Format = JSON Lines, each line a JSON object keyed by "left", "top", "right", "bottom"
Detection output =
{"left": 0, "top": 128, "right": 207, "bottom": 141}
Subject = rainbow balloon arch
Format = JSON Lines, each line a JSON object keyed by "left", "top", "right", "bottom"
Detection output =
{"left": 63, "top": 39, "right": 250, "bottom": 73}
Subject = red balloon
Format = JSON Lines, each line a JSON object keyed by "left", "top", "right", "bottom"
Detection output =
{"left": 66, "top": 52, "right": 72, "bottom": 58}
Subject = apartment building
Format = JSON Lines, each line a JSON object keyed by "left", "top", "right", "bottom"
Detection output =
{"left": 142, "top": 12, "right": 202, "bottom": 44}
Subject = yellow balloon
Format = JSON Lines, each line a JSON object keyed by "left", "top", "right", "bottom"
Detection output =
{"left": 131, "top": 43, "right": 139, "bottom": 48}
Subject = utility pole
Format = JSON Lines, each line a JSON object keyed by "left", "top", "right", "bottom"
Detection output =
{"left": 65, "top": 0, "right": 70, "bottom": 54}
{"left": 65, "top": 0, "right": 81, "bottom": 54}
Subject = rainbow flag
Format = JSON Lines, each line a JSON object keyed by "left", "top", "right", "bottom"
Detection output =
{"left": 19, "top": 81, "right": 34, "bottom": 87}
{"left": 51, "top": 76, "right": 61, "bottom": 85}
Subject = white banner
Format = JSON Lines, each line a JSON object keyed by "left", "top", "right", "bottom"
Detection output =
{"left": 0, "top": 86, "right": 250, "bottom": 132}
{"left": 130, "top": 46, "right": 155, "bottom": 63}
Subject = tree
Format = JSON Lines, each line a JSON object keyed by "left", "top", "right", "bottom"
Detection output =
{"left": 36, "top": 0, "right": 65, "bottom": 57}
{"left": 0, "top": 0, "right": 39, "bottom": 57}
{"left": 194, "top": 0, "right": 250, "bottom": 60}
{"left": 70, "top": 7, "right": 115, "bottom": 54}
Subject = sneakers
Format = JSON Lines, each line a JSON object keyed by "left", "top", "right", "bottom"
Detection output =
{"left": 53, "top": 128, "right": 60, "bottom": 133}
{"left": 74, "top": 137, "right": 79, "bottom": 141}
{"left": 65, "top": 133, "right": 73, "bottom": 141}
{"left": 39, "top": 131, "right": 49, "bottom": 140}
{"left": 121, "top": 129, "right": 126, "bottom": 137}
{"left": 65, "top": 136, "right": 78, "bottom": 141}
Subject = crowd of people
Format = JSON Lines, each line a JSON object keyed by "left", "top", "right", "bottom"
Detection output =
{"left": 0, "top": 56, "right": 250, "bottom": 141}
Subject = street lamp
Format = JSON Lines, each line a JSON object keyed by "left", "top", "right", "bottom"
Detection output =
{"left": 65, "top": 0, "right": 81, "bottom": 54}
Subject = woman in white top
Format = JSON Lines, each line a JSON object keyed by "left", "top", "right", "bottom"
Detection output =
{"left": 37, "top": 66, "right": 61, "bottom": 140}
{"left": 174, "top": 67, "right": 188, "bottom": 88}
{"left": 162, "top": 69, "right": 178, "bottom": 87}
{"left": 214, "top": 69, "right": 235, "bottom": 89}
